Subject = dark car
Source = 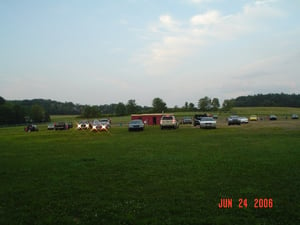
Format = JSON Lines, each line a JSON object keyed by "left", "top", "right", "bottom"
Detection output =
{"left": 54, "top": 122, "right": 66, "bottom": 130}
{"left": 24, "top": 124, "right": 39, "bottom": 132}
{"left": 228, "top": 116, "right": 241, "bottom": 125}
{"left": 67, "top": 122, "right": 73, "bottom": 128}
{"left": 193, "top": 114, "right": 209, "bottom": 126}
{"left": 54, "top": 122, "right": 72, "bottom": 130}
{"left": 181, "top": 117, "right": 193, "bottom": 124}
{"left": 128, "top": 119, "right": 145, "bottom": 131}
{"left": 269, "top": 115, "right": 277, "bottom": 120}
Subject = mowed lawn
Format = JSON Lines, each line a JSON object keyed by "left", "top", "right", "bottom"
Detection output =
{"left": 0, "top": 119, "right": 299, "bottom": 224}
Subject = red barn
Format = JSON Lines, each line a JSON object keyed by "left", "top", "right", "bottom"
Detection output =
{"left": 131, "top": 113, "right": 164, "bottom": 125}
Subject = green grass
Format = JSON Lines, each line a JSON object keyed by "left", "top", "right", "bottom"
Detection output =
{"left": 0, "top": 115, "right": 300, "bottom": 224}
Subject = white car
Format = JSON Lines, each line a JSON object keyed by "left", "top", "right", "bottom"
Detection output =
{"left": 77, "top": 121, "right": 89, "bottom": 130}
{"left": 239, "top": 117, "right": 249, "bottom": 124}
{"left": 91, "top": 120, "right": 101, "bottom": 131}
{"left": 99, "top": 118, "right": 111, "bottom": 128}
{"left": 199, "top": 117, "right": 216, "bottom": 129}
{"left": 160, "top": 115, "right": 179, "bottom": 129}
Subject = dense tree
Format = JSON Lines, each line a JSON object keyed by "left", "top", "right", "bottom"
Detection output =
{"left": 234, "top": 93, "right": 300, "bottom": 107}
{"left": 222, "top": 99, "right": 235, "bottom": 111}
{"left": 115, "top": 102, "right": 127, "bottom": 116}
{"left": 188, "top": 102, "right": 196, "bottom": 111}
{"left": 184, "top": 102, "right": 188, "bottom": 110}
{"left": 211, "top": 98, "right": 220, "bottom": 111}
{"left": 0, "top": 96, "right": 5, "bottom": 105}
{"left": 83, "top": 106, "right": 100, "bottom": 118}
{"left": 198, "top": 96, "right": 211, "bottom": 111}
{"left": 152, "top": 97, "right": 167, "bottom": 113}
{"left": 30, "top": 104, "right": 46, "bottom": 122}
{"left": 13, "top": 104, "right": 25, "bottom": 123}
{"left": 126, "top": 99, "right": 139, "bottom": 114}
{"left": 0, "top": 104, "right": 14, "bottom": 124}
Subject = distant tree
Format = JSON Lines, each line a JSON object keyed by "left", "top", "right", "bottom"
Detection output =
{"left": 152, "top": 97, "right": 167, "bottom": 113}
{"left": 184, "top": 102, "right": 188, "bottom": 111}
{"left": 234, "top": 93, "right": 300, "bottom": 107}
{"left": 174, "top": 105, "right": 180, "bottom": 112}
{"left": 211, "top": 98, "right": 220, "bottom": 111}
{"left": 198, "top": 96, "right": 211, "bottom": 111}
{"left": 115, "top": 102, "right": 127, "bottom": 116}
{"left": 30, "top": 104, "right": 45, "bottom": 122}
{"left": 188, "top": 102, "right": 195, "bottom": 111}
{"left": 126, "top": 99, "right": 138, "bottom": 114}
{"left": 0, "top": 103, "right": 14, "bottom": 124}
{"left": 44, "top": 111, "right": 51, "bottom": 122}
{"left": 13, "top": 104, "right": 25, "bottom": 123}
{"left": 222, "top": 99, "right": 235, "bottom": 111}
{"left": 0, "top": 96, "right": 5, "bottom": 105}
{"left": 83, "top": 106, "right": 100, "bottom": 118}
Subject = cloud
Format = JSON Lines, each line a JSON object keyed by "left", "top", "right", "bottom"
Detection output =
{"left": 190, "top": 10, "right": 221, "bottom": 25}
{"left": 159, "top": 15, "right": 177, "bottom": 27}
{"left": 135, "top": 0, "right": 284, "bottom": 76}
{"left": 189, "top": 0, "right": 212, "bottom": 4}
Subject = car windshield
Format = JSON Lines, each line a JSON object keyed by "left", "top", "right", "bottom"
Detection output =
{"left": 93, "top": 120, "right": 100, "bottom": 124}
{"left": 202, "top": 117, "right": 214, "bottom": 121}
{"left": 162, "top": 116, "right": 173, "bottom": 120}
{"left": 130, "top": 120, "right": 143, "bottom": 124}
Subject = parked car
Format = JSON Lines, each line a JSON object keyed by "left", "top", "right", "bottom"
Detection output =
{"left": 160, "top": 115, "right": 179, "bottom": 129}
{"left": 24, "top": 124, "right": 39, "bottom": 132}
{"left": 77, "top": 121, "right": 89, "bottom": 130}
{"left": 228, "top": 116, "right": 241, "bottom": 125}
{"left": 98, "top": 119, "right": 111, "bottom": 131}
{"left": 249, "top": 115, "right": 258, "bottom": 121}
{"left": 291, "top": 114, "right": 299, "bottom": 119}
{"left": 239, "top": 117, "right": 249, "bottom": 124}
{"left": 47, "top": 123, "right": 55, "bottom": 130}
{"left": 193, "top": 114, "right": 209, "bottom": 126}
{"left": 269, "top": 115, "right": 277, "bottom": 120}
{"left": 128, "top": 119, "right": 145, "bottom": 131}
{"left": 67, "top": 122, "right": 73, "bottom": 128}
{"left": 99, "top": 118, "right": 111, "bottom": 128}
{"left": 181, "top": 117, "right": 193, "bottom": 124}
{"left": 91, "top": 120, "right": 101, "bottom": 132}
{"left": 199, "top": 117, "right": 216, "bottom": 129}
{"left": 213, "top": 115, "right": 218, "bottom": 119}
{"left": 54, "top": 122, "right": 68, "bottom": 130}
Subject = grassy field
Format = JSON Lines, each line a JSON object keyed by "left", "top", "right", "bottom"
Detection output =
{"left": 1, "top": 109, "right": 300, "bottom": 225}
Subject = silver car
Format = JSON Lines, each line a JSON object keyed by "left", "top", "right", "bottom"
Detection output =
{"left": 128, "top": 119, "right": 144, "bottom": 131}
{"left": 199, "top": 117, "right": 216, "bottom": 129}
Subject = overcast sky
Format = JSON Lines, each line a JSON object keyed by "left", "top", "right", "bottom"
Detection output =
{"left": 1, "top": 0, "right": 299, "bottom": 107}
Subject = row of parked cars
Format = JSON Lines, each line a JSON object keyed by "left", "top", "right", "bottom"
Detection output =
{"left": 227, "top": 114, "right": 299, "bottom": 125}
{"left": 24, "top": 113, "right": 299, "bottom": 132}
{"left": 77, "top": 118, "right": 111, "bottom": 131}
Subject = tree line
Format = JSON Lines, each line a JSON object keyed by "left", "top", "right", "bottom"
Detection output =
{"left": 234, "top": 93, "right": 300, "bottom": 107}
{"left": 1, "top": 93, "right": 299, "bottom": 124}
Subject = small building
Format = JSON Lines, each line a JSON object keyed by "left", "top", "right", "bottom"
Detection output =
{"left": 131, "top": 113, "right": 164, "bottom": 125}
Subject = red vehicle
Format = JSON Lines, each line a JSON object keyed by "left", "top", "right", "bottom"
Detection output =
{"left": 24, "top": 124, "right": 39, "bottom": 132}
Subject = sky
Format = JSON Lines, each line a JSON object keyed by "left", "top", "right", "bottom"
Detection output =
{"left": 1, "top": 0, "right": 299, "bottom": 107}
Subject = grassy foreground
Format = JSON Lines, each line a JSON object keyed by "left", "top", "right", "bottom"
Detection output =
{"left": 0, "top": 119, "right": 299, "bottom": 224}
